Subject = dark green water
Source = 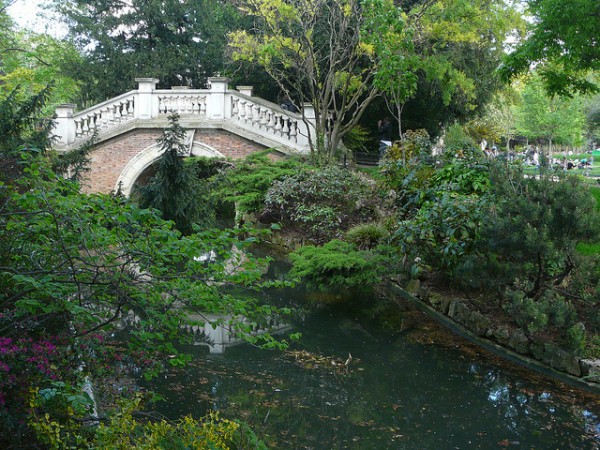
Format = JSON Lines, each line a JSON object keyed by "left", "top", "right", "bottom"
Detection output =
{"left": 147, "top": 291, "right": 600, "bottom": 449}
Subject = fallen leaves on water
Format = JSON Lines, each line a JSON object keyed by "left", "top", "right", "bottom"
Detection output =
{"left": 285, "top": 349, "right": 360, "bottom": 374}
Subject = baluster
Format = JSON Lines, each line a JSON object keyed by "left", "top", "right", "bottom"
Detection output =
{"left": 231, "top": 98, "right": 239, "bottom": 117}
{"left": 101, "top": 107, "right": 110, "bottom": 127}
{"left": 127, "top": 98, "right": 135, "bottom": 117}
{"left": 282, "top": 118, "right": 290, "bottom": 137}
{"left": 180, "top": 95, "right": 187, "bottom": 114}
{"left": 75, "top": 119, "right": 83, "bottom": 137}
{"left": 238, "top": 100, "right": 246, "bottom": 120}
{"left": 251, "top": 105, "right": 260, "bottom": 125}
{"left": 259, "top": 107, "right": 269, "bottom": 127}
{"left": 199, "top": 96, "right": 206, "bottom": 115}
{"left": 114, "top": 102, "right": 122, "bottom": 122}
{"left": 108, "top": 105, "right": 116, "bottom": 125}
{"left": 267, "top": 112, "right": 276, "bottom": 130}
{"left": 82, "top": 116, "right": 89, "bottom": 135}
{"left": 289, "top": 120, "right": 297, "bottom": 141}
{"left": 186, "top": 96, "right": 194, "bottom": 114}
{"left": 88, "top": 113, "right": 97, "bottom": 133}
{"left": 192, "top": 98, "right": 200, "bottom": 115}
{"left": 274, "top": 114, "right": 283, "bottom": 134}
{"left": 245, "top": 102, "right": 253, "bottom": 122}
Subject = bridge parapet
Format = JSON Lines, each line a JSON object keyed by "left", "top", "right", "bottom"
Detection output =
{"left": 54, "top": 77, "right": 314, "bottom": 155}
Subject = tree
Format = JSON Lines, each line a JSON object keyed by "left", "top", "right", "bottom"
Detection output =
{"left": 50, "top": 0, "right": 237, "bottom": 106}
{"left": 0, "top": 91, "right": 292, "bottom": 446}
{"left": 585, "top": 93, "right": 600, "bottom": 146}
{"left": 137, "top": 113, "right": 214, "bottom": 234}
{"left": 0, "top": 84, "right": 54, "bottom": 156}
{"left": 514, "top": 74, "right": 587, "bottom": 153}
{"left": 482, "top": 87, "right": 520, "bottom": 151}
{"left": 0, "top": 3, "right": 80, "bottom": 108}
{"left": 386, "top": 0, "right": 524, "bottom": 138}
{"left": 463, "top": 165, "right": 600, "bottom": 299}
{"left": 228, "top": 0, "right": 408, "bottom": 163}
{"left": 500, "top": 0, "right": 600, "bottom": 96}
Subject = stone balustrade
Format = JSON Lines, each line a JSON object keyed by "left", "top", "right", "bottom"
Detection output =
{"left": 53, "top": 77, "right": 315, "bottom": 155}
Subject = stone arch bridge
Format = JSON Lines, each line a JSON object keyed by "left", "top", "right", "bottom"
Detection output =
{"left": 53, "top": 77, "right": 315, "bottom": 195}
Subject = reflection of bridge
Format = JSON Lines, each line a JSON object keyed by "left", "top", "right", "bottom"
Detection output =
{"left": 53, "top": 77, "right": 315, "bottom": 195}
{"left": 184, "top": 313, "right": 291, "bottom": 354}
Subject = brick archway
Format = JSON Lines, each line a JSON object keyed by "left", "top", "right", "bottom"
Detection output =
{"left": 114, "top": 140, "right": 226, "bottom": 197}
{"left": 81, "top": 128, "right": 267, "bottom": 194}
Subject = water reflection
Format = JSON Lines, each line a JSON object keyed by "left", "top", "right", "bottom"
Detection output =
{"left": 146, "top": 294, "right": 600, "bottom": 449}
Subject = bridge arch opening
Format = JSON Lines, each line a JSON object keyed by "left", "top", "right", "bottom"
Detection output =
{"left": 115, "top": 140, "right": 225, "bottom": 197}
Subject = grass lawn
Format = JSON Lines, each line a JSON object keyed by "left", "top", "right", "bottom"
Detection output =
{"left": 576, "top": 186, "right": 600, "bottom": 256}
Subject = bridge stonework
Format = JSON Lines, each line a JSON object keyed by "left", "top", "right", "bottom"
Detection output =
{"left": 81, "top": 128, "right": 266, "bottom": 194}
{"left": 54, "top": 77, "right": 315, "bottom": 195}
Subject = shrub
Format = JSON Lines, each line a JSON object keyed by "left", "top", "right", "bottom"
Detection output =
{"left": 460, "top": 165, "right": 600, "bottom": 299}
{"left": 565, "top": 323, "right": 586, "bottom": 354}
{"left": 215, "top": 151, "right": 308, "bottom": 216}
{"left": 345, "top": 222, "right": 389, "bottom": 250}
{"left": 265, "top": 166, "right": 379, "bottom": 243}
{"left": 289, "top": 240, "right": 385, "bottom": 291}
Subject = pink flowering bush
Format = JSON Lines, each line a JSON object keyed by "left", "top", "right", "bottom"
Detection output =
{"left": 0, "top": 336, "right": 65, "bottom": 407}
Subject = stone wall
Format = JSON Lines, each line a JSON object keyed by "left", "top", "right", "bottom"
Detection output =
{"left": 398, "top": 282, "right": 600, "bottom": 388}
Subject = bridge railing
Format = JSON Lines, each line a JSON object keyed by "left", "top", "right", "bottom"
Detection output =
{"left": 53, "top": 77, "right": 315, "bottom": 155}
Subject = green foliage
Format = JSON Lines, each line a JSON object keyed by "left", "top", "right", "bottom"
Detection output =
{"left": 137, "top": 114, "right": 214, "bottom": 234}
{"left": 215, "top": 151, "right": 307, "bottom": 216}
{"left": 0, "top": 25, "right": 81, "bottom": 109}
{"left": 502, "top": 289, "right": 578, "bottom": 335}
{"left": 565, "top": 323, "right": 587, "bottom": 354}
{"left": 30, "top": 393, "right": 266, "bottom": 449}
{"left": 462, "top": 166, "right": 600, "bottom": 298}
{"left": 229, "top": 0, "right": 408, "bottom": 161}
{"left": 342, "top": 124, "right": 373, "bottom": 154}
{"left": 345, "top": 222, "right": 389, "bottom": 250}
{"left": 50, "top": 133, "right": 95, "bottom": 182}
{"left": 0, "top": 153, "right": 290, "bottom": 445}
{"left": 289, "top": 240, "right": 385, "bottom": 292}
{"left": 392, "top": 192, "right": 485, "bottom": 275}
{"left": 385, "top": 129, "right": 432, "bottom": 164}
{"left": 265, "top": 166, "right": 379, "bottom": 243}
{"left": 397, "top": 0, "right": 523, "bottom": 137}
{"left": 443, "top": 122, "right": 479, "bottom": 154}
{"left": 514, "top": 74, "right": 587, "bottom": 149}
{"left": 500, "top": 0, "right": 600, "bottom": 96}
{"left": 0, "top": 84, "right": 54, "bottom": 155}
{"left": 382, "top": 138, "right": 490, "bottom": 276}
{"left": 430, "top": 158, "right": 490, "bottom": 195}
{"left": 50, "top": 0, "right": 237, "bottom": 105}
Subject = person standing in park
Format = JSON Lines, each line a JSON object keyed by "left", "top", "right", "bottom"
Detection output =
{"left": 378, "top": 117, "right": 392, "bottom": 157}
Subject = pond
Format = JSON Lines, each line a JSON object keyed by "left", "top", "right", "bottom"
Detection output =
{"left": 145, "top": 279, "right": 600, "bottom": 449}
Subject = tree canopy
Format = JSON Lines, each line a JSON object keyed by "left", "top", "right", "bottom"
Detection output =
{"left": 50, "top": 0, "right": 237, "bottom": 106}
{"left": 500, "top": 0, "right": 600, "bottom": 96}
{"left": 228, "top": 0, "right": 409, "bottom": 162}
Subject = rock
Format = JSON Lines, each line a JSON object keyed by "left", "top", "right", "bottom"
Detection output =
{"left": 468, "top": 311, "right": 492, "bottom": 337}
{"left": 494, "top": 327, "right": 511, "bottom": 346}
{"left": 579, "top": 359, "right": 600, "bottom": 383}
{"left": 405, "top": 279, "right": 421, "bottom": 295}
{"left": 428, "top": 293, "right": 452, "bottom": 315}
{"left": 548, "top": 347, "right": 581, "bottom": 377}
{"left": 508, "top": 329, "right": 530, "bottom": 355}
{"left": 448, "top": 300, "right": 470, "bottom": 326}
{"left": 529, "top": 340, "right": 546, "bottom": 361}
